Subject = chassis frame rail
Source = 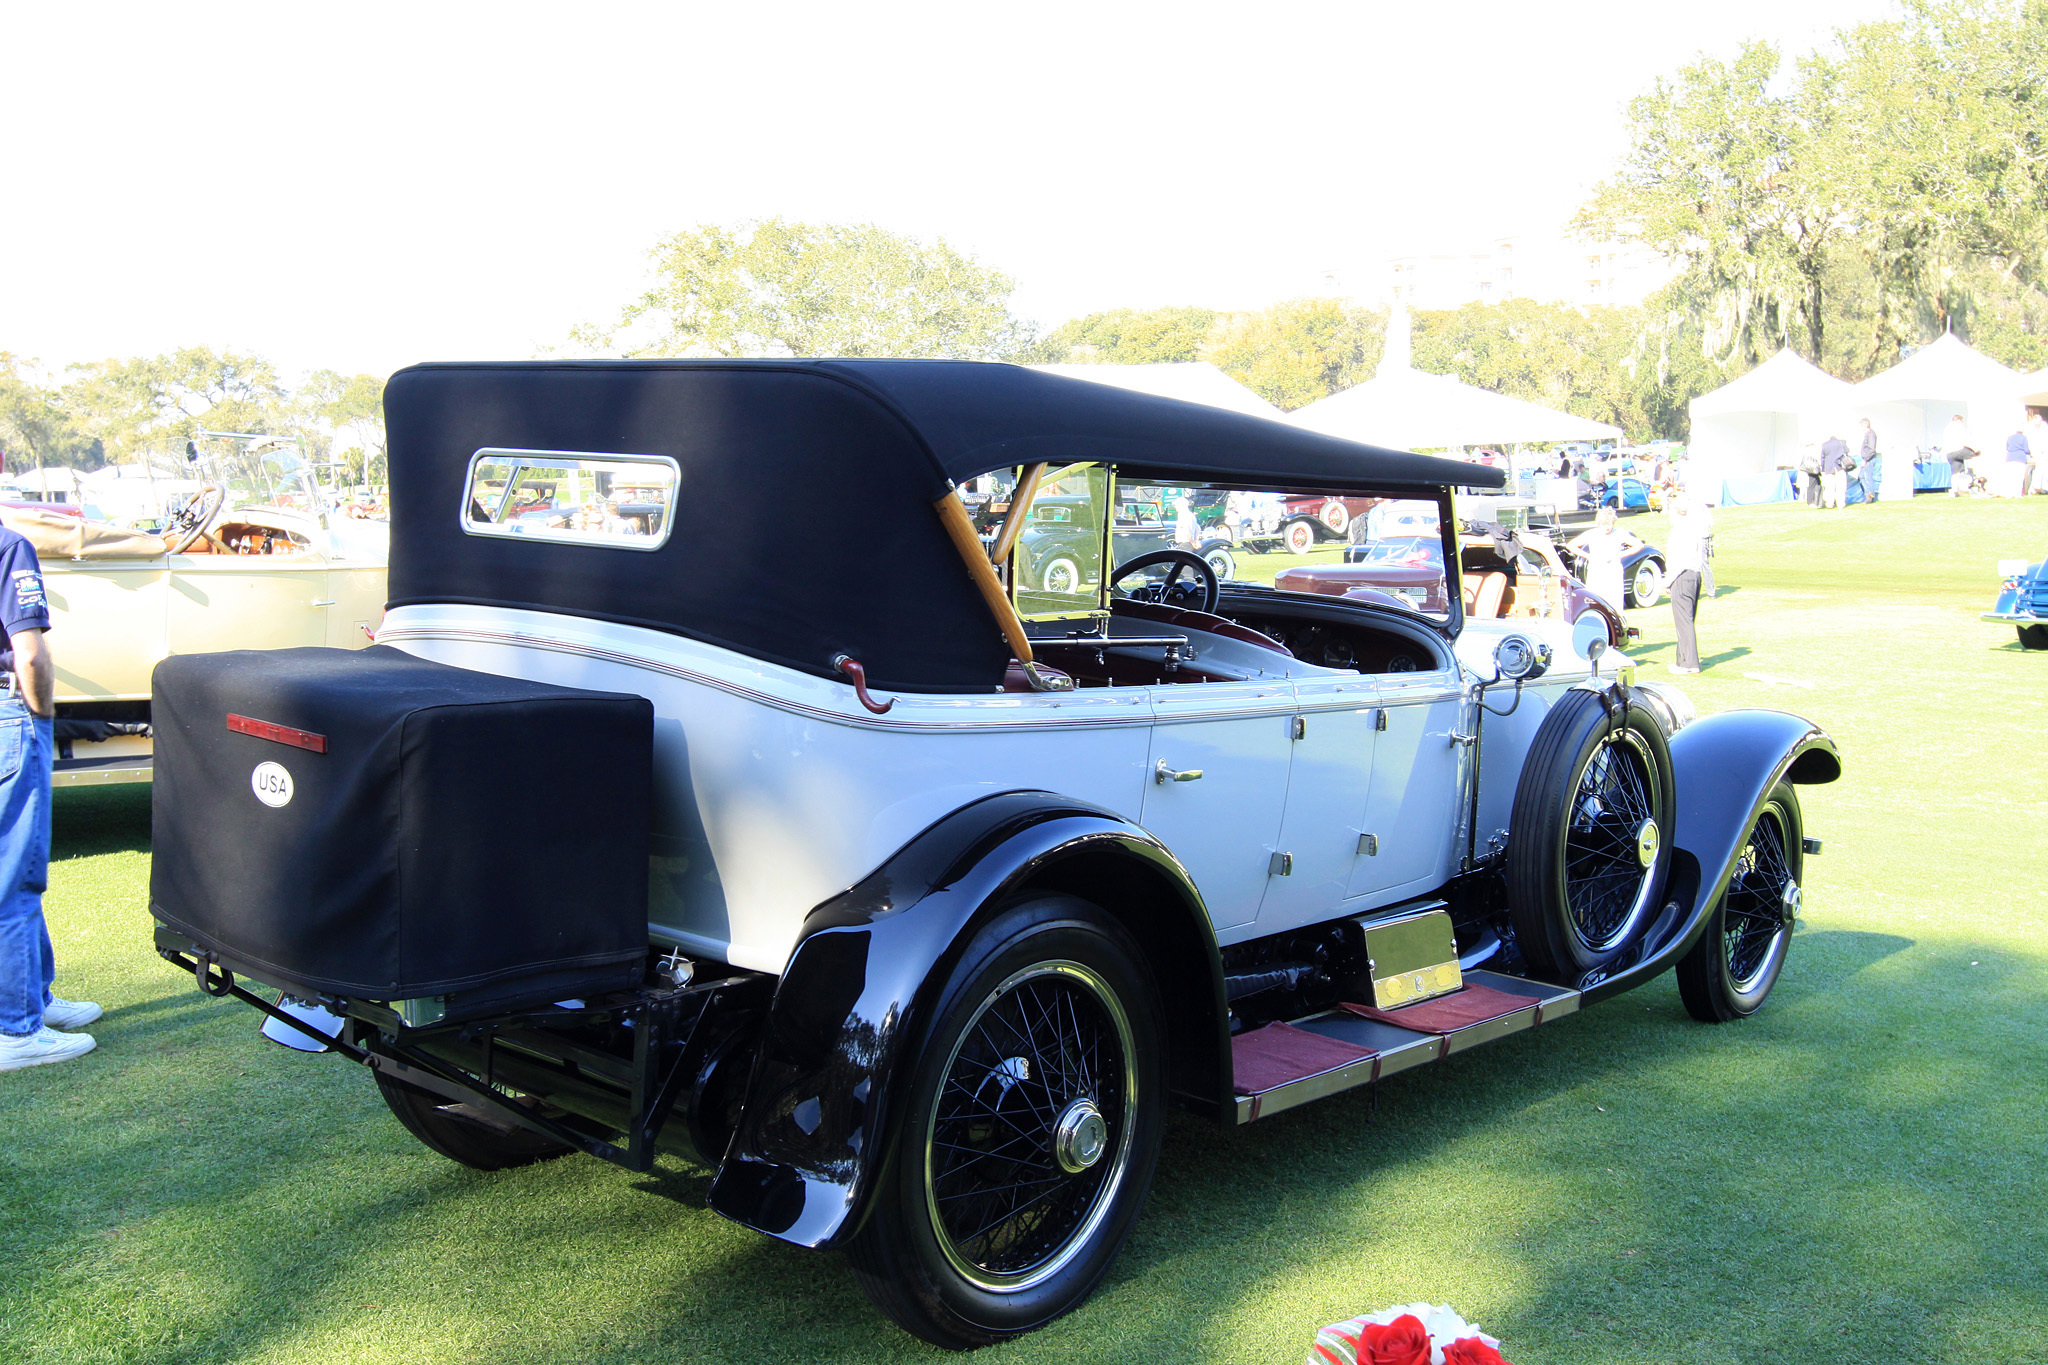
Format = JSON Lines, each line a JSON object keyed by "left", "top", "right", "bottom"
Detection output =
{"left": 156, "top": 937, "right": 765, "bottom": 1173}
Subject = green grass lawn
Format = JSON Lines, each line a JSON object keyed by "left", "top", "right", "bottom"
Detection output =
{"left": 4, "top": 494, "right": 2045, "bottom": 1364}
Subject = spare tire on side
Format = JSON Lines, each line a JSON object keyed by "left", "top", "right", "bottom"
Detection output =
{"left": 1505, "top": 687, "right": 1676, "bottom": 982}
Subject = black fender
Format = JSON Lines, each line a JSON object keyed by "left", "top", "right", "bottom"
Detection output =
{"left": 705, "top": 789, "right": 1228, "bottom": 1250}
{"left": 1580, "top": 707, "right": 1839, "bottom": 1005}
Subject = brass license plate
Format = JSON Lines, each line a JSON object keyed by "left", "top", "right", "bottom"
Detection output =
{"left": 1363, "top": 908, "right": 1462, "bottom": 1009}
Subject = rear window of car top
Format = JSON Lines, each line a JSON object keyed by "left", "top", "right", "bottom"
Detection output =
{"left": 462, "top": 449, "right": 681, "bottom": 552}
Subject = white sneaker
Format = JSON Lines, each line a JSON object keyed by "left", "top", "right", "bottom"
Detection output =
{"left": 42, "top": 997, "right": 102, "bottom": 1030}
{"left": 0, "top": 1025, "right": 97, "bottom": 1072}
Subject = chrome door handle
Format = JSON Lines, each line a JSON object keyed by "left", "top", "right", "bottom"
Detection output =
{"left": 1155, "top": 760, "right": 1204, "bottom": 784}
{"left": 311, "top": 600, "right": 336, "bottom": 606}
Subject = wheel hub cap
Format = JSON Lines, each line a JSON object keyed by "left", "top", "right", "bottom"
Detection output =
{"left": 1052, "top": 1098, "right": 1108, "bottom": 1173}
{"left": 1636, "top": 818, "right": 1660, "bottom": 868}
{"left": 1781, "top": 879, "right": 1802, "bottom": 922}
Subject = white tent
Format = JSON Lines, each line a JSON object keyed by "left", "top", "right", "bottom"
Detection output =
{"left": 1686, "top": 349, "right": 1854, "bottom": 502}
{"left": 2016, "top": 366, "right": 2048, "bottom": 408}
{"left": 1286, "top": 307, "right": 1621, "bottom": 449}
{"left": 1852, "top": 333, "right": 2025, "bottom": 498}
{"left": 1029, "top": 362, "right": 1283, "bottom": 419}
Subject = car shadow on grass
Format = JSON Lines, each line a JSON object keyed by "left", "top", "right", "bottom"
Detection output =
{"left": 10, "top": 930, "right": 2044, "bottom": 1364}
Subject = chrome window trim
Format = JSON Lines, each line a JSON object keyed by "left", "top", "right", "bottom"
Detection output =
{"left": 459, "top": 447, "right": 682, "bottom": 553}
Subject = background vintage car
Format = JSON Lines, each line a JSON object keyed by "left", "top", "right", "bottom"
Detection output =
{"left": 148, "top": 360, "right": 1837, "bottom": 1351}
{"left": 1320, "top": 525, "right": 1633, "bottom": 638}
{"left": 1013, "top": 491, "right": 1238, "bottom": 598}
{"left": 1985, "top": 550, "right": 2048, "bottom": 648}
{"left": 7, "top": 438, "right": 387, "bottom": 785}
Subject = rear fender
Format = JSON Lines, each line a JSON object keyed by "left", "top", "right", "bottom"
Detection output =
{"left": 706, "top": 789, "right": 1226, "bottom": 1250}
{"left": 1581, "top": 708, "right": 1839, "bottom": 1005}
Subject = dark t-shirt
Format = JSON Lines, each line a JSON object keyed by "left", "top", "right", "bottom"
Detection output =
{"left": 0, "top": 526, "right": 52, "bottom": 674}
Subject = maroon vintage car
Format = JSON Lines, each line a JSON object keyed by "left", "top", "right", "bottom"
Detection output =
{"left": 1275, "top": 529, "right": 1625, "bottom": 646}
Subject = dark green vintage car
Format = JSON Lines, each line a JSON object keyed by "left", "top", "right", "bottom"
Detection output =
{"left": 1014, "top": 490, "right": 1237, "bottom": 614}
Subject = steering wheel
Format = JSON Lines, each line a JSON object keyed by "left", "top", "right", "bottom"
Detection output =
{"left": 1110, "top": 549, "right": 1220, "bottom": 615}
{"left": 165, "top": 484, "right": 224, "bottom": 554}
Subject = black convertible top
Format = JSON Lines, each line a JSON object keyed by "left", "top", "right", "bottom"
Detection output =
{"left": 385, "top": 360, "right": 1501, "bottom": 691}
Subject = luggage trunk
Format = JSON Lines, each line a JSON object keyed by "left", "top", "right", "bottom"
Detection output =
{"left": 151, "top": 646, "right": 654, "bottom": 1020}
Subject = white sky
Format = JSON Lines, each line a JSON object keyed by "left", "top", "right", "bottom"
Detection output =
{"left": 2, "top": 0, "right": 1900, "bottom": 382}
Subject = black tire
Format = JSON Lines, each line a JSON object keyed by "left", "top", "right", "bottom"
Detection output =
{"left": 1629, "top": 557, "right": 1665, "bottom": 608}
{"left": 847, "top": 896, "right": 1164, "bottom": 1349}
{"left": 2017, "top": 624, "right": 2048, "bottom": 650}
{"left": 1506, "top": 689, "right": 1677, "bottom": 981}
{"left": 374, "top": 1071, "right": 572, "bottom": 1171}
{"left": 1677, "top": 784, "right": 1803, "bottom": 1022}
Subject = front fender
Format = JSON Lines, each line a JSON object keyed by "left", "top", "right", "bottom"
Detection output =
{"left": 706, "top": 789, "right": 1225, "bottom": 1250}
{"left": 1581, "top": 708, "right": 1839, "bottom": 1006}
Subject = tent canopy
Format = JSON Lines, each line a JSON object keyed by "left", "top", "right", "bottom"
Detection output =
{"left": 1286, "top": 304, "right": 1620, "bottom": 449}
{"left": 1853, "top": 333, "right": 2025, "bottom": 479}
{"left": 1852, "top": 332, "right": 2021, "bottom": 405}
{"left": 1689, "top": 348, "right": 1853, "bottom": 418}
{"left": 1686, "top": 349, "right": 1857, "bottom": 490}
{"left": 1287, "top": 366, "right": 1620, "bottom": 448}
{"left": 2015, "top": 366, "right": 2048, "bottom": 407}
{"left": 1028, "top": 362, "right": 1283, "bottom": 419}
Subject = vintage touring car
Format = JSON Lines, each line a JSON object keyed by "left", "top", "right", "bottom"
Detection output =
{"left": 149, "top": 361, "right": 1838, "bottom": 1348}
{"left": 6, "top": 432, "right": 386, "bottom": 786}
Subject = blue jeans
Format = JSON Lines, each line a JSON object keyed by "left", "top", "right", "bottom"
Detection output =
{"left": 1861, "top": 456, "right": 1882, "bottom": 503}
{"left": 0, "top": 704, "right": 53, "bottom": 1036}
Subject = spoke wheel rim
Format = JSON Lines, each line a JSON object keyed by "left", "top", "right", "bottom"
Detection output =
{"left": 922, "top": 961, "right": 1136, "bottom": 1293}
{"left": 1722, "top": 806, "right": 1795, "bottom": 989}
{"left": 1560, "top": 728, "right": 1664, "bottom": 953}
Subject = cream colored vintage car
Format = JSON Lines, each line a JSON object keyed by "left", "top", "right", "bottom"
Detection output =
{"left": 4, "top": 435, "right": 387, "bottom": 785}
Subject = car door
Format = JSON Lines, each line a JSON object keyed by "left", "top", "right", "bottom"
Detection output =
{"left": 168, "top": 556, "right": 333, "bottom": 654}
{"left": 1140, "top": 681, "right": 1294, "bottom": 933}
{"left": 1345, "top": 663, "right": 1473, "bottom": 909}
{"left": 1253, "top": 674, "right": 1382, "bottom": 935}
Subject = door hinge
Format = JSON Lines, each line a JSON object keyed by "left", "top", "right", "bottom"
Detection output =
{"left": 1373, "top": 708, "right": 1388, "bottom": 731}
{"left": 1290, "top": 715, "right": 1307, "bottom": 740}
{"left": 1357, "top": 833, "right": 1378, "bottom": 856}
{"left": 1268, "top": 851, "right": 1293, "bottom": 876}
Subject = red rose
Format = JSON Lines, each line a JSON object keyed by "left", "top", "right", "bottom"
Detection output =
{"left": 1442, "top": 1337, "right": 1513, "bottom": 1365}
{"left": 1357, "top": 1314, "right": 1432, "bottom": 1365}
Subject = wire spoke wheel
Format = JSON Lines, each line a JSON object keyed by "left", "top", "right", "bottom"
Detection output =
{"left": 1678, "top": 783, "right": 1804, "bottom": 1022}
{"left": 848, "top": 898, "right": 1164, "bottom": 1349}
{"left": 1561, "top": 729, "right": 1663, "bottom": 954}
{"left": 1506, "top": 690, "right": 1675, "bottom": 980}
{"left": 1720, "top": 805, "right": 1794, "bottom": 989}
{"left": 926, "top": 962, "right": 1134, "bottom": 1290}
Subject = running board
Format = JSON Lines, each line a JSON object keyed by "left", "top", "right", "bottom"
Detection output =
{"left": 54, "top": 754, "right": 153, "bottom": 787}
{"left": 1232, "top": 970, "right": 1580, "bottom": 1123}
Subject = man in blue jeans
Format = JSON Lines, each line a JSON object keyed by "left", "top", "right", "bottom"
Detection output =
{"left": 0, "top": 521, "right": 98, "bottom": 1071}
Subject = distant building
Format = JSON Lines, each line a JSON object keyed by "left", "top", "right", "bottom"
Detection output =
{"left": 1386, "top": 236, "right": 1672, "bottom": 311}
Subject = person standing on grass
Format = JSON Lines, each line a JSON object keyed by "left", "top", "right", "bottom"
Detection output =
{"left": 1567, "top": 506, "right": 1643, "bottom": 617}
{"left": 1819, "top": 433, "right": 1848, "bottom": 508}
{"left": 1666, "top": 493, "right": 1711, "bottom": 676}
{"left": 0, "top": 522, "right": 98, "bottom": 1073}
{"left": 1858, "top": 419, "right": 1882, "bottom": 504}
